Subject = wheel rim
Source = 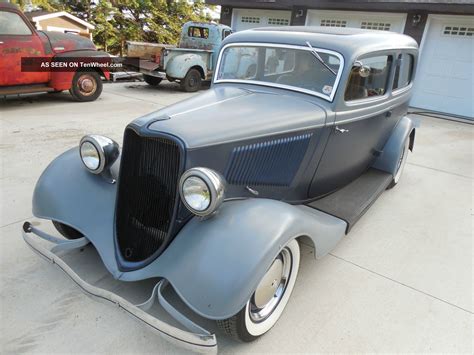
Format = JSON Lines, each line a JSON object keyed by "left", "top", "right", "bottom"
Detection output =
{"left": 189, "top": 74, "right": 197, "bottom": 88}
{"left": 393, "top": 139, "right": 409, "bottom": 184}
{"left": 249, "top": 247, "right": 292, "bottom": 323}
{"left": 77, "top": 74, "right": 97, "bottom": 96}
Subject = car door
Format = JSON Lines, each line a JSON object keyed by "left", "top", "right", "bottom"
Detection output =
{"left": 0, "top": 8, "right": 49, "bottom": 86}
{"left": 309, "top": 53, "right": 399, "bottom": 197}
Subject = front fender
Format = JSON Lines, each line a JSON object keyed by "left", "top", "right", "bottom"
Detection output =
{"left": 166, "top": 53, "right": 206, "bottom": 79}
{"left": 32, "top": 149, "right": 346, "bottom": 320}
{"left": 121, "top": 199, "right": 346, "bottom": 319}
{"left": 372, "top": 115, "right": 416, "bottom": 175}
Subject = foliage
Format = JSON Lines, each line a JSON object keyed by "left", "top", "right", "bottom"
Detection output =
{"left": 17, "top": 0, "right": 217, "bottom": 55}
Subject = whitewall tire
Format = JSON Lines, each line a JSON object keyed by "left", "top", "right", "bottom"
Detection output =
{"left": 217, "top": 239, "right": 300, "bottom": 342}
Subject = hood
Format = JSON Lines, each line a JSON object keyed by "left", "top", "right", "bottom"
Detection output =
{"left": 134, "top": 86, "right": 327, "bottom": 149}
{"left": 39, "top": 31, "right": 96, "bottom": 52}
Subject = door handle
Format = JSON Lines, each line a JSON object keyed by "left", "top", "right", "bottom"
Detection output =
{"left": 335, "top": 126, "right": 349, "bottom": 133}
{"left": 385, "top": 110, "right": 393, "bottom": 118}
{"left": 0, "top": 41, "right": 4, "bottom": 44}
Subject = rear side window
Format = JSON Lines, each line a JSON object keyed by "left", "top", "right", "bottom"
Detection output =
{"left": 222, "top": 29, "right": 232, "bottom": 40}
{"left": 188, "top": 26, "right": 209, "bottom": 39}
{"left": 0, "top": 11, "right": 32, "bottom": 35}
{"left": 393, "top": 53, "right": 414, "bottom": 90}
{"left": 345, "top": 55, "right": 393, "bottom": 101}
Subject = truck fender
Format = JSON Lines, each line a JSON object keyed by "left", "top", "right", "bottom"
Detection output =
{"left": 121, "top": 198, "right": 347, "bottom": 320}
{"left": 372, "top": 115, "right": 416, "bottom": 175}
{"left": 166, "top": 53, "right": 206, "bottom": 80}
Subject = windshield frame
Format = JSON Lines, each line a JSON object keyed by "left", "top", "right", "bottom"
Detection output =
{"left": 214, "top": 42, "right": 345, "bottom": 102}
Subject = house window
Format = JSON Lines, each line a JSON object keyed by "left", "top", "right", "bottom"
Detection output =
{"left": 345, "top": 55, "right": 393, "bottom": 101}
{"left": 393, "top": 53, "right": 414, "bottom": 90}
{"left": 320, "top": 19, "right": 347, "bottom": 27}
{"left": 361, "top": 21, "right": 391, "bottom": 31}
{"left": 187, "top": 26, "right": 209, "bottom": 39}
{"left": 241, "top": 16, "right": 260, "bottom": 24}
{"left": 443, "top": 25, "right": 474, "bottom": 36}
{"left": 268, "top": 18, "right": 289, "bottom": 26}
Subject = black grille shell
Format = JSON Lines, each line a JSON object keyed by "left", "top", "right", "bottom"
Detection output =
{"left": 115, "top": 129, "right": 181, "bottom": 263}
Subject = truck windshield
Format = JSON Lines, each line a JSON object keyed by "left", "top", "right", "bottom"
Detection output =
{"left": 215, "top": 45, "right": 343, "bottom": 100}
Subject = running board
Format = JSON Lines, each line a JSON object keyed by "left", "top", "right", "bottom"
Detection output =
{"left": 307, "top": 168, "right": 393, "bottom": 233}
{"left": 0, "top": 84, "right": 54, "bottom": 96}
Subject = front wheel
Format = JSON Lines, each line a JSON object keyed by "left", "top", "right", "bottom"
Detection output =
{"left": 69, "top": 70, "right": 103, "bottom": 102}
{"left": 217, "top": 239, "right": 300, "bottom": 342}
{"left": 180, "top": 69, "right": 202, "bottom": 92}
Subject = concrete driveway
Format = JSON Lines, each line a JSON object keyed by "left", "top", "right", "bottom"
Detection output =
{"left": 1, "top": 82, "right": 472, "bottom": 353}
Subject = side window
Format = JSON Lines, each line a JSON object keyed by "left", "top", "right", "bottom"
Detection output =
{"left": 0, "top": 11, "right": 32, "bottom": 35}
{"left": 222, "top": 29, "right": 232, "bottom": 40}
{"left": 187, "top": 26, "right": 209, "bottom": 39}
{"left": 345, "top": 55, "right": 393, "bottom": 101}
{"left": 393, "top": 53, "right": 414, "bottom": 90}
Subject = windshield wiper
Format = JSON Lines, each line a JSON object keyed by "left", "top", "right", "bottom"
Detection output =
{"left": 305, "top": 41, "right": 337, "bottom": 76}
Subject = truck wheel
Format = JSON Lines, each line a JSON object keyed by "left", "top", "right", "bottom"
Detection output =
{"left": 69, "top": 70, "right": 102, "bottom": 102}
{"left": 180, "top": 69, "right": 202, "bottom": 92}
{"left": 387, "top": 137, "right": 410, "bottom": 189}
{"left": 143, "top": 74, "right": 162, "bottom": 86}
{"left": 217, "top": 239, "right": 300, "bottom": 342}
{"left": 52, "top": 221, "right": 84, "bottom": 240}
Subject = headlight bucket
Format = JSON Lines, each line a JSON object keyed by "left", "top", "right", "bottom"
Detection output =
{"left": 79, "top": 135, "right": 119, "bottom": 175}
{"left": 179, "top": 167, "right": 226, "bottom": 217}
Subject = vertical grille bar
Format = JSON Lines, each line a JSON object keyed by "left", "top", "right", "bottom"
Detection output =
{"left": 116, "top": 129, "right": 181, "bottom": 262}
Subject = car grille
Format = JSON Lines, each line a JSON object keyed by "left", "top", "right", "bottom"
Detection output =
{"left": 116, "top": 128, "right": 181, "bottom": 263}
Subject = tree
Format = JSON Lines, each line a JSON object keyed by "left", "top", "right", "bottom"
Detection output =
{"left": 17, "top": 0, "right": 217, "bottom": 55}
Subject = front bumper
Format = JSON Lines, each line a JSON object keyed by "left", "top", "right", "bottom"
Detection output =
{"left": 22, "top": 222, "right": 217, "bottom": 354}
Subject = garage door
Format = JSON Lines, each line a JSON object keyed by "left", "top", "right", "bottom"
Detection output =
{"left": 232, "top": 9, "right": 291, "bottom": 32}
{"left": 410, "top": 15, "right": 474, "bottom": 119}
{"left": 306, "top": 10, "right": 407, "bottom": 33}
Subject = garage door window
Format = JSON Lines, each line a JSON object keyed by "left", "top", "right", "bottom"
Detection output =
{"left": 393, "top": 53, "right": 414, "bottom": 90}
{"left": 241, "top": 16, "right": 260, "bottom": 24}
{"left": 361, "top": 21, "right": 391, "bottom": 31}
{"left": 320, "top": 19, "right": 347, "bottom": 27}
{"left": 345, "top": 55, "right": 393, "bottom": 101}
{"left": 268, "top": 18, "right": 289, "bottom": 26}
{"left": 442, "top": 25, "right": 474, "bottom": 36}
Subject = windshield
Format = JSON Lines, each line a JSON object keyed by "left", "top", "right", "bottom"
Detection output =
{"left": 215, "top": 45, "right": 343, "bottom": 100}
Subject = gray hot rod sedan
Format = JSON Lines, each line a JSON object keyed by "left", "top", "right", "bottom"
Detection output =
{"left": 23, "top": 27, "right": 417, "bottom": 352}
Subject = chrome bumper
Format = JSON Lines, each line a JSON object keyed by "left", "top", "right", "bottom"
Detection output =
{"left": 22, "top": 222, "right": 217, "bottom": 354}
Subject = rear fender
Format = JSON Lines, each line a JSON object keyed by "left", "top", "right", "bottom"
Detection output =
{"left": 166, "top": 53, "right": 206, "bottom": 79}
{"left": 372, "top": 115, "right": 416, "bottom": 175}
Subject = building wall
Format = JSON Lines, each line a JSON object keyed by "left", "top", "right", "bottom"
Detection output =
{"left": 36, "top": 16, "right": 90, "bottom": 37}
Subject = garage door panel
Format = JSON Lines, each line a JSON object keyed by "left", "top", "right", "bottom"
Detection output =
{"left": 411, "top": 15, "right": 474, "bottom": 118}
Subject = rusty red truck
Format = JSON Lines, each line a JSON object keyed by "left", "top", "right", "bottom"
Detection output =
{"left": 0, "top": 3, "right": 109, "bottom": 102}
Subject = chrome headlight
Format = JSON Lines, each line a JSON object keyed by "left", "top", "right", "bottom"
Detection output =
{"left": 179, "top": 167, "right": 225, "bottom": 217}
{"left": 79, "top": 135, "right": 119, "bottom": 174}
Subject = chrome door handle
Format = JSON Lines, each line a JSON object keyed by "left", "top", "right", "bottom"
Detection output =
{"left": 0, "top": 41, "right": 4, "bottom": 44}
{"left": 335, "top": 126, "right": 349, "bottom": 133}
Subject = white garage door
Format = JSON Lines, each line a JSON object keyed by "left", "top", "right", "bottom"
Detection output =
{"left": 411, "top": 15, "right": 474, "bottom": 119}
{"left": 232, "top": 9, "right": 292, "bottom": 32}
{"left": 306, "top": 10, "right": 407, "bottom": 33}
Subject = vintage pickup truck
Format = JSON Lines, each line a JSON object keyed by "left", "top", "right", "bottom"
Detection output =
{"left": 0, "top": 3, "right": 109, "bottom": 102}
{"left": 126, "top": 21, "right": 232, "bottom": 92}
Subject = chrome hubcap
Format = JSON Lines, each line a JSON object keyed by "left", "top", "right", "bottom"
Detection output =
{"left": 249, "top": 247, "right": 292, "bottom": 322}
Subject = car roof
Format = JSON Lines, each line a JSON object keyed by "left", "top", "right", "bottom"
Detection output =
{"left": 224, "top": 26, "right": 418, "bottom": 58}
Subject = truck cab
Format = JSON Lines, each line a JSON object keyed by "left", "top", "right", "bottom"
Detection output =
{"left": 127, "top": 22, "right": 232, "bottom": 92}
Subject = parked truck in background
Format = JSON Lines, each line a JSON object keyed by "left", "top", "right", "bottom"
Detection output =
{"left": 0, "top": 3, "right": 109, "bottom": 102}
{"left": 126, "top": 22, "right": 232, "bottom": 92}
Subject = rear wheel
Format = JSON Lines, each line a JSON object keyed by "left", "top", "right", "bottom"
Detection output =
{"left": 52, "top": 221, "right": 83, "bottom": 240}
{"left": 180, "top": 69, "right": 202, "bottom": 92}
{"left": 217, "top": 239, "right": 300, "bottom": 342}
{"left": 143, "top": 74, "right": 162, "bottom": 86}
{"left": 69, "top": 70, "right": 102, "bottom": 102}
{"left": 387, "top": 137, "right": 410, "bottom": 189}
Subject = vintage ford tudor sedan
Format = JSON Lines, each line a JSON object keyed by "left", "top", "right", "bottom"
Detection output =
{"left": 23, "top": 27, "right": 418, "bottom": 352}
